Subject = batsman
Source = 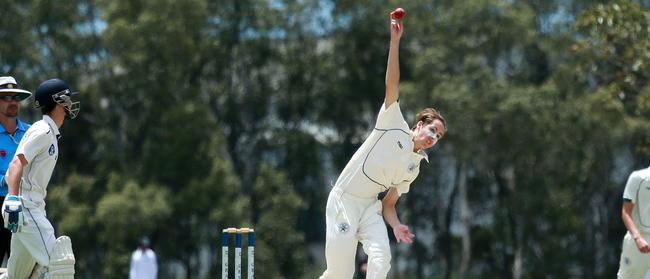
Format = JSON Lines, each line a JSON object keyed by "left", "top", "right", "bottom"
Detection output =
{"left": 0, "top": 78, "right": 79, "bottom": 279}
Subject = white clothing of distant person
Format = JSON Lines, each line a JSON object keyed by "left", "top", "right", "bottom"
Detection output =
{"left": 129, "top": 246, "right": 158, "bottom": 279}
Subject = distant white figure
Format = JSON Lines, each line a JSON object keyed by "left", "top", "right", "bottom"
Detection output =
{"left": 130, "top": 237, "right": 157, "bottom": 279}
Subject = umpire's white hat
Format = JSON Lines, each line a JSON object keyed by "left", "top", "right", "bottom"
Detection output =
{"left": 0, "top": 76, "right": 32, "bottom": 100}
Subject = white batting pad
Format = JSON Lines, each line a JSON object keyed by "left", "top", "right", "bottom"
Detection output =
{"left": 45, "top": 236, "right": 75, "bottom": 279}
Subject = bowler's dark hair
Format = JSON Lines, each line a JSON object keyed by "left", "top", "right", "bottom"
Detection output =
{"left": 413, "top": 108, "right": 446, "bottom": 131}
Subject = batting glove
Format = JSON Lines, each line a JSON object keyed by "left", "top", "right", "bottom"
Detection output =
{"left": 3, "top": 195, "right": 24, "bottom": 233}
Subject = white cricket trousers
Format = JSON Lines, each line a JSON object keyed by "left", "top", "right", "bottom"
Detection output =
{"left": 618, "top": 231, "right": 650, "bottom": 279}
{"left": 320, "top": 188, "right": 392, "bottom": 279}
{"left": 7, "top": 208, "right": 55, "bottom": 279}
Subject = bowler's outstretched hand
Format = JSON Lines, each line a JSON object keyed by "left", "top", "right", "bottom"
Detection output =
{"left": 393, "top": 224, "right": 415, "bottom": 244}
{"left": 390, "top": 17, "right": 404, "bottom": 42}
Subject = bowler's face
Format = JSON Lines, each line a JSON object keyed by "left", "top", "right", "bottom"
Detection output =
{"left": 414, "top": 120, "right": 445, "bottom": 150}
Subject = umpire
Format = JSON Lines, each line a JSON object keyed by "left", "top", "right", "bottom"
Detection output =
{"left": 0, "top": 76, "right": 31, "bottom": 265}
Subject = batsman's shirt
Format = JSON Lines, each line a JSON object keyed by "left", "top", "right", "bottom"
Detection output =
{"left": 334, "top": 101, "right": 428, "bottom": 198}
{"left": 13, "top": 115, "right": 59, "bottom": 211}
{"left": 623, "top": 168, "right": 650, "bottom": 233}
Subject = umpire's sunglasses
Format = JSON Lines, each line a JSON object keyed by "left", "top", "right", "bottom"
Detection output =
{"left": 0, "top": 95, "right": 23, "bottom": 102}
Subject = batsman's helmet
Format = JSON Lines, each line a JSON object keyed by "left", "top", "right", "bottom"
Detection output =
{"left": 34, "top": 79, "right": 80, "bottom": 119}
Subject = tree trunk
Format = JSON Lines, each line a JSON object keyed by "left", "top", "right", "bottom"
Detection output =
{"left": 583, "top": 196, "right": 596, "bottom": 279}
{"left": 493, "top": 166, "right": 519, "bottom": 279}
{"left": 443, "top": 161, "right": 461, "bottom": 279}
{"left": 458, "top": 162, "right": 471, "bottom": 279}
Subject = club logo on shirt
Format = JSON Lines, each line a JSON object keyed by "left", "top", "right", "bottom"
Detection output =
{"left": 48, "top": 144, "right": 55, "bottom": 156}
{"left": 624, "top": 257, "right": 630, "bottom": 266}
{"left": 407, "top": 162, "right": 417, "bottom": 173}
{"left": 0, "top": 149, "right": 6, "bottom": 159}
{"left": 397, "top": 141, "right": 403, "bottom": 149}
{"left": 337, "top": 222, "right": 350, "bottom": 234}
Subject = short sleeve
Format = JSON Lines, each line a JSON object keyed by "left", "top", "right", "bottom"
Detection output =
{"left": 16, "top": 130, "right": 49, "bottom": 164}
{"left": 623, "top": 171, "right": 644, "bottom": 203}
{"left": 376, "top": 102, "right": 408, "bottom": 130}
{"left": 394, "top": 181, "right": 412, "bottom": 196}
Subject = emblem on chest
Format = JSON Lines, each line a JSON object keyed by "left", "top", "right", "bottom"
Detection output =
{"left": 48, "top": 144, "right": 56, "bottom": 156}
{"left": 407, "top": 162, "right": 418, "bottom": 173}
{"left": 337, "top": 222, "right": 350, "bottom": 234}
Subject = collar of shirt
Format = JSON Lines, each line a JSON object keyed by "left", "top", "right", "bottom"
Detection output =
{"left": 415, "top": 149, "right": 429, "bottom": 163}
{"left": 0, "top": 118, "right": 29, "bottom": 134}
{"left": 43, "top": 115, "right": 61, "bottom": 138}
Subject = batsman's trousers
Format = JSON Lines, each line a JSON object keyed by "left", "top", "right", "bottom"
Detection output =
{"left": 7, "top": 208, "right": 55, "bottom": 279}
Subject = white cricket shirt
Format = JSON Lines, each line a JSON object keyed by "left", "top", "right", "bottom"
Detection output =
{"left": 13, "top": 115, "right": 59, "bottom": 211}
{"left": 623, "top": 168, "right": 650, "bottom": 233}
{"left": 334, "top": 101, "right": 428, "bottom": 198}
{"left": 129, "top": 248, "right": 158, "bottom": 279}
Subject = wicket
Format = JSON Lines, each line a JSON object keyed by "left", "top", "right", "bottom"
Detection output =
{"left": 222, "top": 228, "right": 255, "bottom": 279}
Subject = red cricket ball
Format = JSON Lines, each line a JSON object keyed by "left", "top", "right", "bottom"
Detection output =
{"left": 392, "top": 8, "right": 405, "bottom": 20}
